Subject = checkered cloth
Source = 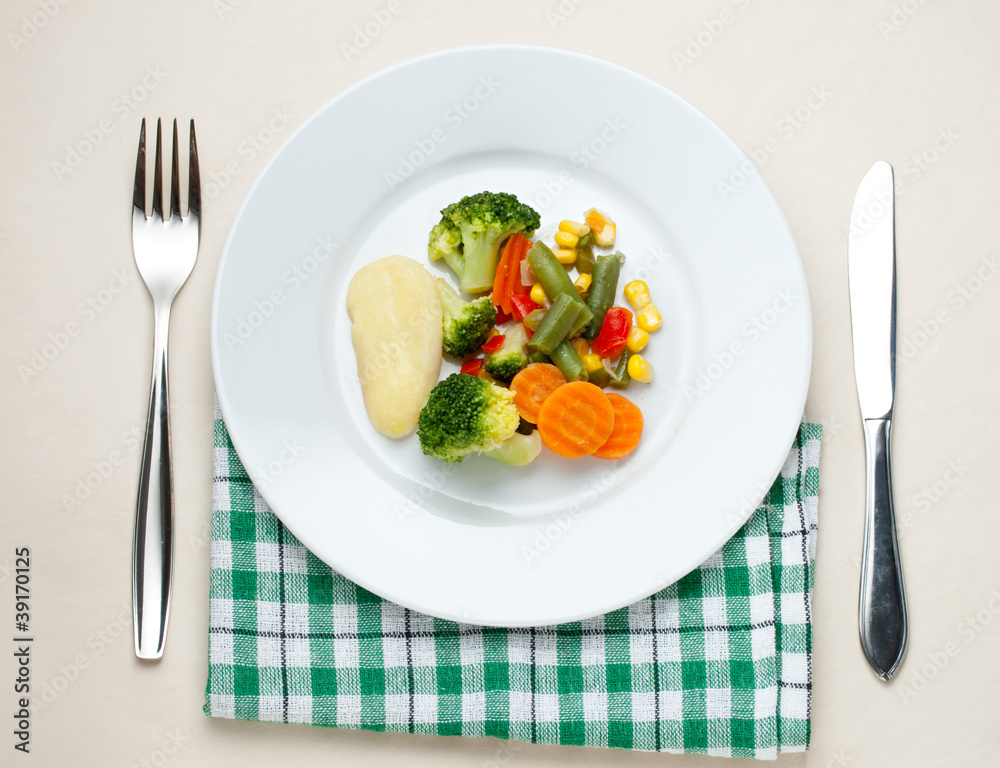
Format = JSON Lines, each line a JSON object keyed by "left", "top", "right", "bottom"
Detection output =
{"left": 205, "top": 406, "right": 821, "bottom": 760}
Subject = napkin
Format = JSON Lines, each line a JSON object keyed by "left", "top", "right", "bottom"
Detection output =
{"left": 205, "top": 404, "right": 820, "bottom": 760}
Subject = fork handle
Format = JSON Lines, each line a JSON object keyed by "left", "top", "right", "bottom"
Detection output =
{"left": 133, "top": 303, "right": 174, "bottom": 660}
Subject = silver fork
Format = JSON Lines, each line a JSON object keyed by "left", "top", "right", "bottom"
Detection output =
{"left": 131, "top": 118, "right": 200, "bottom": 660}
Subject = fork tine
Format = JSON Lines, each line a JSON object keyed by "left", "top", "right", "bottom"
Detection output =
{"left": 169, "top": 119, "right": 181, "bottom": 220}
{"left": 188, "top": 120, "right": 201, "bottom": 219}
{"left": 132, "top": 118, "right": 146, "bottom": 217}
{"left": 151, "top": 118, "right": 163, "bottom": 219}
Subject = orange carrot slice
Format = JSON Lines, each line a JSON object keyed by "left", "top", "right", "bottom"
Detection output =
{"left": 536, "top": 381, "right": 614, "bottom": 458}
{"left": 509, "top": 363, "right": 566, "bottom": 424}
{"left": 492, "top": 236, "right": 515, "bottom": 311}
{"left": 592, "top": 393, "right": 644, "bottom": 459}
{"left": 504, "top": 233, "right": 531, "bottom": 309}
{"left": 585, "top": 209, "right": 606, "bottom": 233}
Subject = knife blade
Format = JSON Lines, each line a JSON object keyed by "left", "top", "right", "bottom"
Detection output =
{"left": 848, "top": 160, "right": 908, "bottom": 681}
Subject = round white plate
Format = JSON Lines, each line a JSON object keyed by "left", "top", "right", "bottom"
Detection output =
{"left": 212, "top": 45, "right": 811, "bottom": 627}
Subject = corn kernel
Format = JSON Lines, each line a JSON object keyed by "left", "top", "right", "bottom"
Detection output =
{"left": 559, "top": 220, "right": 591, "bottom": 237}
{"left": 624, "top": 280, "right": 652, "bottom": 310}
{"left": 627, "top": 354, "right": 654, "bottom": 384}
{"left": 573, "top": 273, "right": 592, "bottom": 295}
{"left": 529, "top": 283, "right": 547, "bottom": 305}
{"left": 570, "top": 336, "right": 589, "bottom": 359}
{"left": 626, "top": 326, "right": 649, "bottom": 353}
{"left": 581, "top": 353, "right": 604, "bottom": 373}
{"left": 554, "top": 230, "right": 579, "bottom": 249}
{"left": 637, "top": 304, "right": 662, "bottom": 332}
{"left": 553, "top": 248, "right": 577, "bottom": 265}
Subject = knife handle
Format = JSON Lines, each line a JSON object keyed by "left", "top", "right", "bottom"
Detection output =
{"left": 859, "top": 416, "right": 907, "bottom": 680}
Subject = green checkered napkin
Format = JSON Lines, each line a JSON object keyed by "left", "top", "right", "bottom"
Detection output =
{"left": 205, "top": 405, "right": 821, "bottom": 760}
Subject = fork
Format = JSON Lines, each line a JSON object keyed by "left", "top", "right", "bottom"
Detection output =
{"left": 131, "top": 118, "right": 200, "bottom": 660}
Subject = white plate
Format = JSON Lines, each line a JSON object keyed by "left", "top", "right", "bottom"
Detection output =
{"left": 211, "top": 45, "right": 811, "bottom": 627}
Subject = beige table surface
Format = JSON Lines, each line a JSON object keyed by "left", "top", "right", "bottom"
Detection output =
{"left": 3, "top": 1, "right": 999, "bottom": 765}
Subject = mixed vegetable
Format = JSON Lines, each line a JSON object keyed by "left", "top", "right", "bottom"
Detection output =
{"left": 412, "top": 191, "right": 663, "bottom": 465}
{"left": 344, "top": 191, "right": 661, "bottom": 464}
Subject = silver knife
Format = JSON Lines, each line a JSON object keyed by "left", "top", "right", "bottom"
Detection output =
{"left": 848, "top": 160, "right": 908, "bottom": 680}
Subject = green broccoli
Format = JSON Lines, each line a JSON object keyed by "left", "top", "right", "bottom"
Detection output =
{"left": 483, "top": 322, "right": 529, "bottom": 383}
{"left": 436, "top": 278, "right": 497, "bottom": 358}
{"left": 483, "top": 430, "right": 542, "bottom": 466}
{"left": 427, "top": 191, "right": 541, "bottom": 294}
{"left": 428, "top": 219, "right": 465, "bottom": 277}
{"left": 417, "top": 373, "right": 540, "bottom": 465}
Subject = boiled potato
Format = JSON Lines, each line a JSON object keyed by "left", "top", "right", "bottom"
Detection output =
{"left": 346, "top": 256, "right": 442, "bottom": 438}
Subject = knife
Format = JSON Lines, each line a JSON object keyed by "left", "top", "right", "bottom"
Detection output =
{"left": 848, "top": 160, "right": 908, "bottom": 681}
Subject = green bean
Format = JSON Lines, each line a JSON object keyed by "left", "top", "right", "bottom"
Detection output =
{"left": 527, "top": 294, "right": 579, "bottom": 356}
{"left": 549, "top": 340, "right": 589, "bottom": 382}
{"left": 525, "top": 349, "right": 550, "bottom": 365}
{"left": 526, "top": 241, "right": 593, "bottom": 335}
{"left": 516, "top": 417, "right": 536, "bottom": 435}
{"left": 566, "top": 302, "right": 594, "bottom": 338}
{"left": 584, "top": 252, "right": 623, "bottom": 340}
{"left": 575, "top": 244, "right": 596, "bottom": 274}
{"left": 527, "top": 242, "right": 586, "bottom": 308}
{"left": 587, "top": 364, "right": 611, "bottom": 388}
{"left": 522, "top": 308, "right": 546, "bottom": 332}
{"left": 609, "top": 348, "right": 631, "bottom": 389}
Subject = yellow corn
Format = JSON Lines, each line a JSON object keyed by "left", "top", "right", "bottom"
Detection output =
{"left": 636, "top": 304, "right": 662, "bottom": 332}
{"left": 626, "top": 326, "right": 649, "bottom": 353}
{"left": 627, "top": 354, "right": 654, "bottom": 384}
{"left": 624, "top": 280, "right": 652, "bottom": 310}
{"left": 554, "top": 230, "right": 579, "bottom": 249}
{"left": 570, "top": 336, "right": 589, "bottom": 359}
{"left": 553, "top": 248, "right": 577, "bottom": 265}
{"left": 584, "top": 208, "right": 616, "bottom": 247}
{"left": 581, "top": 353, "right": 604, "bottom": 373}
{"left": 573, "top": 273, "right": 592, "bottom": 295}
{"left": 529, "top": 282, "right": 547, "bottom": 305}
{"left": 559, "top": 220, "right": 590, "bottom": 237}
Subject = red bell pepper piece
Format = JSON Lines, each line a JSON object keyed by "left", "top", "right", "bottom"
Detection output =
{"left": 591, "top": 306, "right": 633, "bottom": 358}
{"left": 460, "top": 358, "right": 484, "bottom": 376}
{"left": 509, "top": 294, "right": 540, "bottom": 323}
{"left": 481, "top": 334, "right": 505, "bottom": 354}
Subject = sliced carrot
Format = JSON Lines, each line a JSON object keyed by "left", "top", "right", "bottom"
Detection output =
{"left": 585, "top": 209, "right": 606, "bottom": 232}
{"left": 592, "top": 393, "right": 644, "bottom": 459}
{"left": 536, "top": 381, "right": 614, "bottom": 458}
{"left": 509, "top": 363, "right": 566, "bottom": 424}
{"left": 492, "top": 236, "right": 515, "bottom": 310}
{"left": 491, "top": 233, "right": 532, "bottom": 314}
{"left": 505, "top": 233, "right": 532, "bottom": 309}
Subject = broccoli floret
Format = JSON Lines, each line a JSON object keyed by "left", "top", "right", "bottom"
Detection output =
{"left": 417, "top": 373, "right": 523, "bottom": 463}
{"left": 428, "top": 219, "right": 465, "bottom": 277}
{"left": 427, "top": 191, "right": 541, "bottom": 294}
{"left": 486, "top": 430, "right": 542, "bottom": 466}
{"left": 483, "top": 323, "right": 529, "bottom": 383}
{"left": 436, "top": 278, "right": 497, "bottom": 357}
